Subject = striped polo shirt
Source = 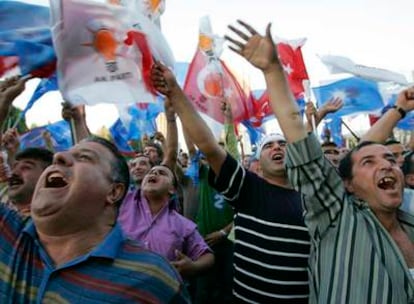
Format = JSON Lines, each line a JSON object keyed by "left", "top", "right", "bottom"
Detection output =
{"left": 0, "top": 204, "right": 190, "bottom": 303}
{"left": 286, "top": 134, "right": 414, "bottom": 303}
{"left": 209, "top": 154, "right": 310, "bottom": 303}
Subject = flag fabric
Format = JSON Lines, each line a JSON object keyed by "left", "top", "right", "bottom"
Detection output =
{"left": 313, "top": 77, "right": 384, "bottom": 117}
{"left": 0, "top": 1, "right": 50, "bottom": 31}
{"left": 252, "top": 38, "right": 309, "bottom": 124}
{"left": 11, "top": 74, "right": 58, "bottom": 136}
{"left": 51, "top": 0, "right": 173, "bottom": 106}
{"left": 379, "top": 95, "right": 414, "bottom": 131}
{"left": 0, "top": 31, "right": 54, "bottom": 77}
{"left": 14, "top": 40, "right": 56, "bottom": 77}
{"left": 276, "top": 38, "right": 309, "bottom": 99}
{"left": 109, "top": 118, "right": 135, "bottom": 153}
{"left": 20, "top": 74, "right": 59, "bottom": 118}
{"left": 184, "top": 48, "right": 249, "bottom": 125}
{"left": 320, "top": 55, "right": 408, "bottom": 85}
{"left": 241, "top": 119, "right": 266, "bottom": 151}
{"left": 322, "top": 118, "right": 343, "bottom": 147}
{"left": 174, "top": 61, "right": 189, "bottom": 87}
{"left": 0, "top": 56, "right": 18, "bottom": 77}
{"left": 249, "top": 89, "right": 306, "bottom": 127}
{"left": 116, "top": 98, "right": 162, "bottom": 141}
{"left": 0, "top": 1, "right": 55, "bottom": 77}
{"left": 19, "top": 120, "right": 73, "bottom": 152}
{"left": 184, "top": 16, "right": 248, "bottom": 130}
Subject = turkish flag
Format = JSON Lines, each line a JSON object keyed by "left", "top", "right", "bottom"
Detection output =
{"left": 251, "top": 39, "right": 309, "bottom": 125}
{"left": 277, "top": 39, "right": 309, "bottom": 99}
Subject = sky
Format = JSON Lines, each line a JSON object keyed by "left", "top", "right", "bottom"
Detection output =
{"left": 12, "top": 0, "right": 414, "bottom": 134}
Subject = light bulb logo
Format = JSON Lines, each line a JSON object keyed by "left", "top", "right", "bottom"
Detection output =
{"left": 199, "top": 33, "right": 214, "bottom": 57}
{"left": 82, "top": 20, "right": 120, "bottom": 73}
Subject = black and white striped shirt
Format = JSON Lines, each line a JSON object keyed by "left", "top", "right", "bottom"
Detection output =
{"left": 209, "top": 154, "right": 310, "bottom": 303}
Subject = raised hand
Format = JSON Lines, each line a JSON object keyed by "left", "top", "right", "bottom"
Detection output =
{"left": 0, "top": 76, "right": 26, "bottom": 106}
{"left": 220, "top": 98, "right": 233, "bottom": 123}
{"left": 150, "top": 62, "right": 180, "bottom": 97}
{"left": 225, "top": 20, "right": 279, "bottom": 74}
{"left": 2, "top": 128, "right": 20, "bottom": 154}
{"left": 396, "top": 86, "right": 414, "bottom": 112}
{"left": 320, "top": 97, "right": 343, "bottom": 116}
{"left": 305, "top": 102, "right": 317, "bottom": 123}
{"left": 61, "top": 102, "right": 86, "bottom": 122}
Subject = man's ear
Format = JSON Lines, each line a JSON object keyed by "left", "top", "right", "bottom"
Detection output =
{"left": 343, "top": 179, "right": 354, "bottom": 193}
{"left": 168, "top": 186, "right": 176, "bottom": 197}
{"left": 107, "top": 183, "right": 126, "bottom": 206}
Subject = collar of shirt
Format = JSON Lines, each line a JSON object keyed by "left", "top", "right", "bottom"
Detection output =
{"left": 22, "top": 220, "right": 126, "bottom": 261}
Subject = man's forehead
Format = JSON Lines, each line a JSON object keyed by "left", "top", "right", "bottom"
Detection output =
{"left": 134, "top": 155, "right": 150, "bottom": 161}
{"left": 353, "top": 144, "right": 392, "bottom": 158}
{"left": 151, "top": 165, "right": 171, "bottom": 173}
{"left": 74, "top": 141, "right": 112, "bottom": 158}
{"left": 264, "top": 139, "right": 286, "bottom": 146}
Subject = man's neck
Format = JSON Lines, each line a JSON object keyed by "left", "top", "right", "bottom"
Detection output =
{"left": 37, "top": 225, "right": 111, "bottom": 267}
{"left": 262, "top": 173, "right": 291, "bottom": 188}
{"left": 374, "top": 210, "right": 400, "bottom": 233}
{"left": 144, "top": 192, "right": 170, "bottom": 215}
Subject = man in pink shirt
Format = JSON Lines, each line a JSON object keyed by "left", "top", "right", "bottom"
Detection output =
{"left": 118, "top": 164, "right": 214, "bottom": 278}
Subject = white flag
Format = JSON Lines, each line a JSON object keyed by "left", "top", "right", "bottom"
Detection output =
{"left": 320, "top": 55, "right": 408, "bottom": 85}
{"left": 50, "top": 0, "right": 173, "bottom": 106}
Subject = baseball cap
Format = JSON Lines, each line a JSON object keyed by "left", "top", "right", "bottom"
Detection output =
{"left": 257, "top": 133, "right": 286, "bottom": 156}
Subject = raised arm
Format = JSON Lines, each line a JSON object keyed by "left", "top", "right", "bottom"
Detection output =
{"left": 2, "top": 128, "right": 20, "bottom": 166}
{"left": 225, "top": 20, "right": 306, "bottom": 143}
{"left": 61, "top": 102, "right": 91, "bottom": 143}
{"left": 305, "top": 97, "right": 343, "bottom": 132}
{"left": 360, "top": 87, "right": 414, "bottom": 143}
{"left": 0, "top": 76, "right": 27, "bottom": 135}
{"left": 150, "top": 62, "right": 227, "bottom": 175}
{"left": 221, "top": 99, "right": 240, "bottom": 160}
{"left": 161, "top": 97, "right": 179, "bottom": 170}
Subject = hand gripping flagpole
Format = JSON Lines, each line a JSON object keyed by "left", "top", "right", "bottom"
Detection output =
{"left": 303, "top": 79, "right": 317, "bottom": 137}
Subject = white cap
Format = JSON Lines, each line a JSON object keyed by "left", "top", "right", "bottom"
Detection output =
{"left": 257, "top": 133, "right": 286, "bottom": 156}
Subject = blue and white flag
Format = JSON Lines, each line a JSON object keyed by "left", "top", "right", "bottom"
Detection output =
{"left": 313, "top": 77, "right": 384, "bottom": 118}
{"left": 20, "top": 120, "right": 73, "bottom": 152}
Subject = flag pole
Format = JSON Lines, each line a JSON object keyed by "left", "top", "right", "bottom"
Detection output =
{"left": 303, "top": 80, "right": 317, "bottom": 136}
{"left": 69, "top": 118, "right": 78, "bottom": 145}
{"left": 340, "top": 118, "right": 360, "bottom": 141}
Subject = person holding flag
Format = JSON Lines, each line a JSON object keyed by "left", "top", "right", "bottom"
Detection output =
{"left": 225, "top": 19, "right": 414, "bottom": 303}
{"left": 151, "top": 55, "right": 310, "bottom": 304}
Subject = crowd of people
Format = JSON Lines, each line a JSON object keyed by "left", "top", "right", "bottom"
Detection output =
{"left": 0, "top": 19, "right": 413, "bottom": 304}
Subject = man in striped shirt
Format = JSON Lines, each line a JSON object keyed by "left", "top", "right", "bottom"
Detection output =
{"left": 0, "top": 136, "right": 189, "bottom": 303}
{"left": 151, "top": 64, "right": 310, "bottom": 302}
{"left": 226, "top": 20, "right": 414, "bottom": 303}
